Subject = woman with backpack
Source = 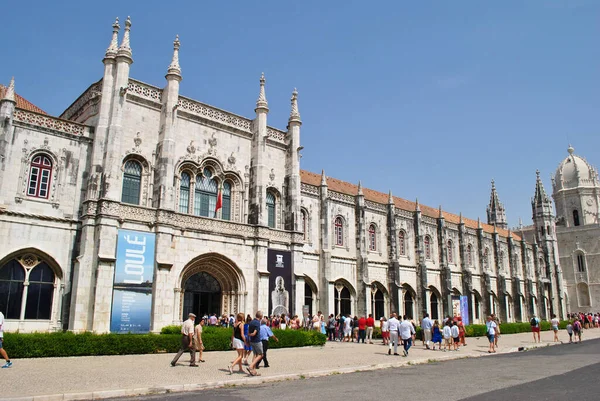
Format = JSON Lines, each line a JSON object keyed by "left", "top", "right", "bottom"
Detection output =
{"left": 573, "top": 318, "right": 582, "bottom": 343}
{"left": 530, "top": 314, "right": 541, "bottom": 343}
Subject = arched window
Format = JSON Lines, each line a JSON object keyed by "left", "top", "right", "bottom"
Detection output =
{"left": 573, "top": 210, "right": 580, "bottom": 226}
{"left": 24, "top": 263, "right": 54, "bottom": 320}
{"left": 404, "top": 290, "right": 414, "bottom": 319}
{"left": 179, "top": 172, "right": 191, "bottom": 213}
{"left": 368, "top": 224, "right": 377, "bottom": 251}
{"left": 0, "top": 257, "right": 55, "bottom": 320}
{"left": 398, "top": 231, "right": 406, "bottom": 256}
{"left": 447, "top": 240, "right": 454, "bottom": 264}
{"left": 430, "top": 292, "right": 439, "bottom": 320}
{"left": 335, "top": 217, "right": 344, "bottom": 246}
{"left": 301, "top": 210, "right": 308, "bottom": 239}
{"left": 304, "top": 283, "right": 313, "bottom": 316}
{"left": 0, "top": 260, "right": 25, "bottom": 319}
{"left": 27, "top": 154, "right": 52, "bottom": 199}
{"left": 334, "top": 286, "right": 351, "bottom": 316}
{"left": 266, "top": 191, "right": 276, "bottom": 228}
{"left": 121, "top": 160, "right": 142, "bottom": 205}
{"left": 222, "top": 181, "right": 232, "bottom": 221}
{"left": 576, "top": 253, "right": 586, "bottom": 273}
{"left": 194, "top": 168, "right": 218, "bottom": 217}
{"left": 467, "top": 244, "right": 473, "bottom": 266}
{"left": 373, "top": 289, "right": 385, "bottom": 320}
{"left": 424, "top": 236, "right": 432, "bottom": 260}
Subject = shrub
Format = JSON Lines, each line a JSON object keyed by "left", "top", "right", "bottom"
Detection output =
{"left": 4, "top": 328, "right": 326, "bottom": 359}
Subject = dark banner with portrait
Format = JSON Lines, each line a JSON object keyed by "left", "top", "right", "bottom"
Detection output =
{"left": 267, "top": 249, "right": 293, "bottom": 317}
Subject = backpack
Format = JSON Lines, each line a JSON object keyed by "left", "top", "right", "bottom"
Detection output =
{"left": 530, "top": 317, "right": 537, "bottom": 327}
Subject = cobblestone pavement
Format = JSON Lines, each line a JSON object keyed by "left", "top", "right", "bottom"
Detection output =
{"left": 2, "top": 329, "right": 600, "bottom": 400}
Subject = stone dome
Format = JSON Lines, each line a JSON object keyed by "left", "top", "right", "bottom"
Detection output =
{"left": 553, "top": 146, "right": 599, "bottom": 191}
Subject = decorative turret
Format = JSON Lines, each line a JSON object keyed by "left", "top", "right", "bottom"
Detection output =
{"left": 105, "top": 17, "right": 120, "bottom": 59}
{"left": 166, "top": 35, "right": 181, "bottom": 79}
{"left": 2, "top": 77, "right": 15, "bottom": 103}
{"left": 357, "top": 180, "right": 363, "bottom": 196}
{"left": 321, "top": 169, "right": 327, "bottom": 186}
{"left": 117, "top": 16, "right": 132, "bottom": 61}
{"left": 486, "top": 179, "right": 508, "bottom": 229}
{"left": 288, "top": 88, "right": 301, "bottom": 125}
{"left": 415, "top": 198, "right": 420, "bottom": 212}
{"left": 388, "top": 190, "right": 394, "bottom": 205}
{"left": 255, "top": 72, "right": 268, "bottom": 112}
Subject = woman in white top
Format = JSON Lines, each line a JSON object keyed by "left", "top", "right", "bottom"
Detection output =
{"left": 381, "top": 317, "right": 389, "bottom": 345}
{"left": 486, "top": 316, "right": 497, "bottom": 353}
{"left": 551, "top": 314, "right": 560, "bottom": 342}
{"left": 344, "top": 315, "right": 352, "bottom": 342}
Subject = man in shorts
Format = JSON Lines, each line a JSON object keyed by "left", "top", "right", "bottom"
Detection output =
{"left": 247, "top": 311, "right": 264, "bottom": 376}
{"left": 0, "top": 311, "right": 13, "bottom": 368}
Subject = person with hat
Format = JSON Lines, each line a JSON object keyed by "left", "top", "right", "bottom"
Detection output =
{"left": 171, "top": 313, "right": 198, "bottom": 367}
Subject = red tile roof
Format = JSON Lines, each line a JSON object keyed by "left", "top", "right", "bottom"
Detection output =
{"left": 0, "top": 84, "right": 48, "bottom": 115}
{"left": 301, "top": 170, "right": 521, "bottom": 241}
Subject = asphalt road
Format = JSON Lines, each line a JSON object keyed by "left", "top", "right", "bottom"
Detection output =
{"left": 112, "top": 339, "right": 600, "bottom": 401}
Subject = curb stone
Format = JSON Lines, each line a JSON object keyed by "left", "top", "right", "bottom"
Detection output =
{"left": 0, "top": 338, "right": 582, "bottom": 401}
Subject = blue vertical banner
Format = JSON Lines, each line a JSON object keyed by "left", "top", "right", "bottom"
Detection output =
{"left": 460, "top": 295, "right": 470, "bottom": 326}
{"left": 110, "top": 229, "right": 156, "bottom": 334}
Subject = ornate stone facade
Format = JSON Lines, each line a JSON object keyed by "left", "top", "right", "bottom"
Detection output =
{"left": 0, "top": 19, "right": 567, "bottom": 333}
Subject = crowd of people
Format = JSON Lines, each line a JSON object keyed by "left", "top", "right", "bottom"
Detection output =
{"left": 165, "top": 309, "right": 600, "bottom": 376}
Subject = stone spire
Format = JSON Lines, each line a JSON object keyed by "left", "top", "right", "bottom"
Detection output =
{"left": 388, "top": 190, "right": 394, "bottom": 205}
{"left": 2, "top": 77, "right": 15, "bottom": 102}
{"left": 415, "top": 198, "right": 420, "bottom": 212}
{"left": 459, "top": 212, "right": 463, "bottom": 224}
{"left": 166, "top": 35, "right": 181, "bottom": 78}
{"left": 438, "top": 205, "right": 443, "bottom": 218}
{"left": 117, "top": 16, "right": 132, "bottom": 59}
{"left": 255, "top": 72, "right": 268, "bottom": 112}
{"left": 487, "top": 179, "right": 508, "bottom": 229}
{"left": 105, "top": 17, "right": 120, "bottom": 59}
{"left": 533, "top": 169, "right": 551, "bottom": 206}
{"left": 289, "top": 88, "right": 301, "bottom": 124}
{"left": 477, "top": 217, "right": 482, "bottom": 229}
{"left": 320, "top": 169, "right": 327, "bottom": 186}
{"left": 357, "top": 180, "right": 363, "bottom": 196}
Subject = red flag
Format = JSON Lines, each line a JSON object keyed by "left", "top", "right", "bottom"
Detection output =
{"left": 214, "top": 183, "right": 223, "bottom": 217}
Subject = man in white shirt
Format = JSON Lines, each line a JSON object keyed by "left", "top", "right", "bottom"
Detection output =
{"left": 399, "top": 316, "right": 416, "bottom": 356}
{"left": 451, "top": 321, "right": 460, "bottom": 351}
{"left": 421, "top": 313, "right": 433, "bottom": 349}
{"left": 486, "top": 315, "right": 497, "bottom": 353}
{"left": 171, "top": 313, "right": 198, "bottom": 367}
{"left": 387, "top": 313, "right": 401, "bottom": 355}
{"left": 442, "top": 322, "right": 452, "bottom": 352}
{"left": 0, "top": 311, "right": 12, "bottom": 368}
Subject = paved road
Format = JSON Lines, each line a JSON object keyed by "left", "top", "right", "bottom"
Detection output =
{"left": 114, "top": 338, "right": 600, "bottom": 401}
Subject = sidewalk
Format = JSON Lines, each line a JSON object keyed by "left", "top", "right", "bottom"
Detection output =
{"left": 2, "top": 328, "right": 600, "bottom": 401}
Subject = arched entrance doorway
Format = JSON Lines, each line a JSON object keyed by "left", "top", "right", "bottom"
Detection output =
{"left": 183, "top": 272, "right": 221, "bottom": 321}
{"left": 179, "top": 253, "right": 245, "bottom": 323}
{"left": 334, "top": 279, "right": 355, "bottom": 317}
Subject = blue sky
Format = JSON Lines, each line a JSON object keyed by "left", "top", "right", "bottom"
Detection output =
{"left": 2, "top": 1, "right": 598, "bottom": 226}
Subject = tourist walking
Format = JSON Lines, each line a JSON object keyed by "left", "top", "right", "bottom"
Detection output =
{"left": 432, "top": 320, "right": 442, "bottom": 350}
{"left": 171, "top": 313, "right": 197, "bottom": 367}
{"left": 380, "top": 317, "right": 389, "bottom": 345}
{"left": 328, "top": 314, "right": 336, "bottom": 341}
{"left": 451, "top": 321, "right": 460, "bottom": 351}
{"left": 260, "top": 317, "right": 279, "bottom": 368}
{"left": 243, "top": 315, "right": 252, "bottom": 365}
{"left": 421, "top": 313, "right": 433, "bottom": 349}
{"left": 228, "top": 313, "right": 247, "bottom": 374}
{"left": 458, "top": 317, "right": 467, "bottom": 346}
{"left": 0, "top": 311, "right": 12, "bottom": 368}
{"left": 566, "top": 321, "right": 573, "bottom": 343}
{"left": 442, "top": 321, "right": 452, "bottom": 352}
{"left": 486, "top": 316, "right": 497, "bottom": 353}
{"left": 551, "top": 314, "right": 560, "bottom": 342}
{"left": 399, "top": 315, "right": 416, "bottom": 356}
{"left": 366, "top": 314, "right": 375, "bottom": 344}
{"left": 387, "top": 313, "right": 401, "bottom": 355}
{"left": 573, "top": 318, "right": 582, "bottom": 343}
{"left": 344, "top": 314, "right": 352, "bottom": 342}
{"left": 247, "top": 311, "right": 264, "bottom": 376}
{"left": 358, "top": 315, "right": 367, "bottom": 343}
{"left": 530, "top": 314, "right": 541, "bottom": 343}
{"left": 193, "top": 318, "right": 205, "bottom": 363}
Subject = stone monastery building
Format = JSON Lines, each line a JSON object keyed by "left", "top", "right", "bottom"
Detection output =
{"left": 3, "top": 17, "right": 595, "bottom": 334}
